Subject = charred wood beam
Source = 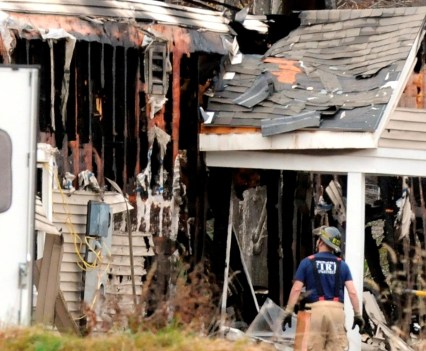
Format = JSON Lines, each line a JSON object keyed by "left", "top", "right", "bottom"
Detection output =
{"left": 172, "top": 51, "right": 182, "bottom": 162}
{"left": 88, "top": 43, "right": 93, "bottom": 138}
{"left": 209, "top": 167, "right": 232, "bottom": 282}
{"left": 417, "top": 178, "right": 426, "bottom": 337}
{"left": 263, "top": 170, "right": 281, "bottom": 304}
{"left": 134, "top": 52, "right": 142, "bottom": 176}
{"left": 124, "top": 48, "right": 139, "bottom": 190}
{"left": 112, "top": 45, "right": 117, "bottom": 182}
{"left": 76, "top": 42, "right": 89, "bottom": 145}
{"left": 115, "top": 46, "right": 126, "bottom": 188}
{"left": 49, "top": 39, "right": 56, "bottom": 132}
{"left": 277, "top": 172, "right": 284, "bottom": 305}
{"left": 138, "top": 47, "right": 149, "bottom": 175}
{"left": 103, "top": 44, "right": 115, "bottom": 183}
{"left": 123, "top": 48, "right": 128, "bottom": 190}
{"left": 378, "top": 176, "right": 402, "bottom": 324}
{"left": 194, "top": 159, "right": 208, "bottom": 262}
{"left": 70, "top": 55, "right": 80, "bottom": 177}
{"left": 179, "top": 54, "right": 205, "bottom": 263}
{"left": 281, "top": 171, "right": 297, "bottom": 304}
{"left": 90, "top": 43, "right": 104, "bottom": 183}
{"left": 295, "top": 173, "right": 314, "bottom": 261}
{"left": 84, "top": 43, "right": 94, "bottom": 174}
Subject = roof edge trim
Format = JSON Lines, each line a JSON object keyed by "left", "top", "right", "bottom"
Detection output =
{"left": 199, "top": 130, "right": 376, "bottom": 151}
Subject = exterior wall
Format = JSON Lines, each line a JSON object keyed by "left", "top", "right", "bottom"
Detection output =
{"left": 0, "top": 8, "right": 216, "bottom": 325}
{"left": 380, "top": 69, "right": 426, "bottom": 150}
{"left": 52, "top": 190, "right": 98, "bottom": 318}
{"left": 52, "top": 190, "right": 154, "bottom": 321}
{"left": 380, "top": 108, "right": 426, "bottom": 150}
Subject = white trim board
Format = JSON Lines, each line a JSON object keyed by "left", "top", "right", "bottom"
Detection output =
{"left": 205, "top": 147, "right": 426, "bottom": 177}
{"left": 200, "top": 130, "right": 376, "bottom": 152}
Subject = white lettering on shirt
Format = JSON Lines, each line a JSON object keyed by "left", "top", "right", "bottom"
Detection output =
{"left": 316, "top": 260, "right": 337, "bottom": 274}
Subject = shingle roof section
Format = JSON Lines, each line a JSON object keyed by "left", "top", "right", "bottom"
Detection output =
{"left": 205, "top": 8, "right": 426, "bottom": 134}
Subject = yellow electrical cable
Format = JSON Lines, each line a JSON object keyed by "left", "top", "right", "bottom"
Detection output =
{"left": 407, "top": 289, "right": 426, "bottom": 297}
{"left": 53, "top": 169, "right": 114, "bottom": 320}
{"left": 54, "top": 173, "right": 105, "bottom": 271}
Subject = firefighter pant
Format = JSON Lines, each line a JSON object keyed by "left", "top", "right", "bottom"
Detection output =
{"left": 306, "top": 300, "right": 348, "bottom": 351}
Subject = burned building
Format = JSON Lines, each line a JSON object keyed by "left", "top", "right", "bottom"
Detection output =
{"left": 4, "top": 1, "right": 426, "bottom": 350}
{"left": 201, "top": 6, "right": 426, "bottom": 350}
{"left": 0, "top": 0, "right": 265, "bottom": 333}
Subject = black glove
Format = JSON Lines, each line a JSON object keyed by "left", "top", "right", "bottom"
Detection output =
{"left": 282, "top": 310, "right": 292, "bottom": 330}
{"left": 352, "top": 314, "right": 365, "bottom": 333}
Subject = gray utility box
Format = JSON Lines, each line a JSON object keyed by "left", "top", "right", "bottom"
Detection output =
{"left": 86, "top": 200, "right": 111, "bottom": 237}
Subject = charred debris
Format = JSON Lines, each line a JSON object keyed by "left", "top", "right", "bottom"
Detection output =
{"left": 2, "top": 2, "right": 426, "bottom": 350}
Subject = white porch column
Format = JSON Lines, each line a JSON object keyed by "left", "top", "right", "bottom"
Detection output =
{"left": 36, "top": 143, "right": 57, "bottom": 259}
{"left": 345, "top": 172, "right": 365, "bottom": 351}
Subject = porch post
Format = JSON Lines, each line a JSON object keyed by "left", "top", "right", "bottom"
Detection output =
{"left": 345, "top": 172, "right": 365, "bottom": 351}
{"left": 37, "top": 143, "right": 56, "bottom": 259}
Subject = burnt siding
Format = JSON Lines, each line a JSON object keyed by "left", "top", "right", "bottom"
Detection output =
{"left": 380, "top": 67, "right": 426, "bottom": 151}
{"left": 0, "top": 3, "right": 223, "bottom": 323}
{"left": 52, "top": 190, "right": 155, "bottom": 322}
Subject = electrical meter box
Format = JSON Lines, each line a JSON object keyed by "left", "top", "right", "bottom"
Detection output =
{"left": 86, "top": 200, "right": 111, "bottom": 237}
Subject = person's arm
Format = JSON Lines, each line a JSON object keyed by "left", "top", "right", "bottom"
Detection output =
{"left": 345, "top": 279, "right": 365, "bottom": 332}
{"left": 279, "top": 280, "right": 304, "bottom": 332}
{"left": 345, "top": 280, "right": 361, "bottom": 315}
{"left": 285, "top": 280, "right": 304, "bottom": 312}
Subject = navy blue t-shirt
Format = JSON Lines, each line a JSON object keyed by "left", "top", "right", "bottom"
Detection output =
{"left": 294, "top": 252, "right": 352, "bottom": 303}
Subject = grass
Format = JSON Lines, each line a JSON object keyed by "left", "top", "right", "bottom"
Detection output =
{"left": 0, "top": 326, "right": 275, "bottom": 351}
{"left": 0, "top": 262, "right": 276, "bottom": 351}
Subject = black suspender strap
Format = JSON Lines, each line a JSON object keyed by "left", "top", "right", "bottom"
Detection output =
{"left": 308, "top": 255, "right": 325, "bottom": 301}
{"left": 309, "top": 255, "right": 342, "bottom": 302}
{"left": 334, "top": 258, "right": 342, "bottom": 301}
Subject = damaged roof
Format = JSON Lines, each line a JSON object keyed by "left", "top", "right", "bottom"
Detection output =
{"left": 0, "top": 0, "right": 231, "bottom": 33}
{"left": 202, "top": 7, "right": 426, "bottom": 149}
{"left": 0, "top": 0, "right": 241, "bottom": 54}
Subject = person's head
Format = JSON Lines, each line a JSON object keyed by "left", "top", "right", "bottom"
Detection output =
{"left": 312, "top": 226, "right": 342, "bottom": 253}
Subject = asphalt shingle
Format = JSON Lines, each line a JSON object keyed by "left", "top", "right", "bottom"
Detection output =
{"left": 205, "top": 8, "right": 426, "bottom": 134}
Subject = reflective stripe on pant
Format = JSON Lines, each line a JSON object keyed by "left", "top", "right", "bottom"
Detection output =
{"left": 306, "top": 301, "right": 348, "bottom": 351}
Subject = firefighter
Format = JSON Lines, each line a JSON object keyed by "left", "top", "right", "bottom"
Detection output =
{"left": 281, "top": 226, "right": 364, "bottom": 351}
